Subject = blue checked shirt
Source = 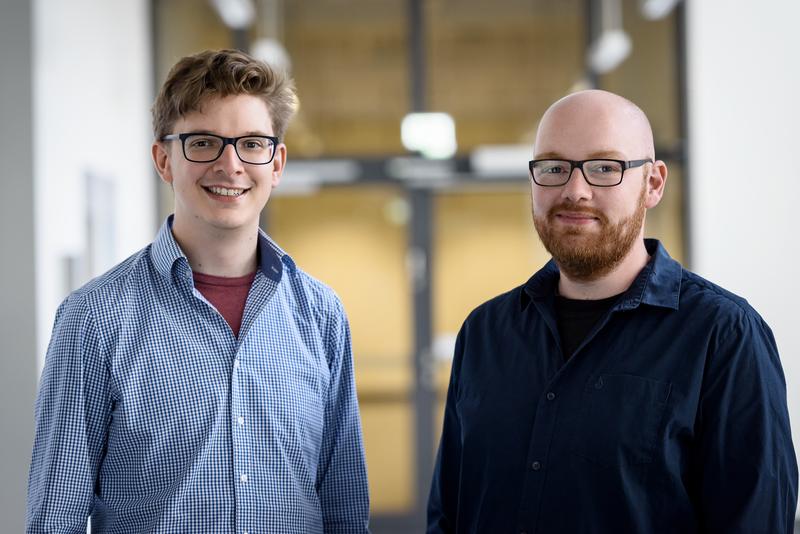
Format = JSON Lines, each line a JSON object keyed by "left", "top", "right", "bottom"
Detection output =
{"left": 27, "top": 216, "right": 370, "bottom": 533}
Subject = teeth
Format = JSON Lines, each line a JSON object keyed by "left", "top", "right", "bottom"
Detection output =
{"left": 207, "top": 186, "right": 246, "bottom": 197}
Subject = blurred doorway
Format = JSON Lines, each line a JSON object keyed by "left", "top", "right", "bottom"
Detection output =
{"left": 267, "top": 180, "right": 546, "bottom": 531}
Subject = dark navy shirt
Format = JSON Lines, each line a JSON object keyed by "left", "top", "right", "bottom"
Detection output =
{"left": 428, "top": 239, "right": 797, "bottom": 534}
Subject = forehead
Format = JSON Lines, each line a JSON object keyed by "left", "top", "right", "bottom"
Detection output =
{"left": 534, "top": 98, "right": 647, "bottom": 159}
{"left": 176, "top": 94, "right": 273, "bottom": 135}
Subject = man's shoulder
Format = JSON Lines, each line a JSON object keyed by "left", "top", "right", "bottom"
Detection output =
{"left": 282, "top": 262, "right": 345, "bottom": 317}
{"left": 76, "top": 246, "right": 152, "bottom": 294}
{"left": 676, "top": 268, "right": 772, "bottom": 338}
{"left": 60, "top": 245, "right": 155, "bottom": 317}
{"left": 259, "top": 231, "right": 343, "bottom": 316}
{"left": 463, "top": 283, "right": 527, "bottom": 328}
{"left": 679, "top": 268, "right": 755, "bottom": 318}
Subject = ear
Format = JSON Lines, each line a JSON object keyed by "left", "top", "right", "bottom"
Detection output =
{"left": 644, "top": 160, "right": 668, "bottom": 209}
{"left": 269, "top": 143, "right": 287, "bottom": 188}
{"left": 152, "top": 141, "right": 174, "bottom": 185}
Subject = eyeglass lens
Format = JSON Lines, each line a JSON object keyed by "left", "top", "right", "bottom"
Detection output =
{"left": 532, "top": 159, "right": 624, "bottom": 186}
{"left": 183, "top": 134, "right": 275, "bottom": 164}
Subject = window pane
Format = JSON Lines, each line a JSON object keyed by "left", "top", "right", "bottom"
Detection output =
{"left": 427, "top": 0, "right": 585, "bottom": 154}
{"left": 279, "top": 1, "right": 409, "bottom": 157}
{"left": 267, "top": 186, "right": 415, "bottom": 514}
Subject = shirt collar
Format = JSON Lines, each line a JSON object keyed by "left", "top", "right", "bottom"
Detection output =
{"left": 521, "top": 238, "right": 682, "bottom": 311}
{"left": 150, "top": 215, "right": 292, "bottom": 284}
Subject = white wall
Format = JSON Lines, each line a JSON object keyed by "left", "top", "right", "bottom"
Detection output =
{"left": 0, "top": 1, "right": 38, "bottom": 531}
{"left": 33, "top": 0, "right": 155, "bottom": 366}
{"left": 0, "top": 0, "right": 152, "bottom": 529}
{"left": 687, "top": 0, "right": 800, "bottom": 488}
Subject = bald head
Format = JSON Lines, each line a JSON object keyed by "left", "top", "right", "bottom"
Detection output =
{"left": 530, "top": 90, "right": 669, "bottom": 286}
{"left": 534, "top": 90, "right": 655, "bottom": 162}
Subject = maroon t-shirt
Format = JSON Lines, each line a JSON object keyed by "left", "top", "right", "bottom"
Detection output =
{"left": 193, "top": 270, "right": 257, "bottom": 338}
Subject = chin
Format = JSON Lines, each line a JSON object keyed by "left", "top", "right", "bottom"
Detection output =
{"left": 558, "top": 227, "right": 598, "bottom": 240}
{"left": 206, "top": 213, "right": 259, "bottom": 231}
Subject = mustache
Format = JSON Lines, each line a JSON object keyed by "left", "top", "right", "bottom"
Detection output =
{"left": 545, "top": 202, "right": 608, "bottom": 224}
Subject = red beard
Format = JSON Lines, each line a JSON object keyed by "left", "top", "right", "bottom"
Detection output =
{"left": 533, "top": 183, "right": 646, "bottom": 281}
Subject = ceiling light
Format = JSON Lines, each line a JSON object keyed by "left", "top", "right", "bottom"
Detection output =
{"left": 639, "top": 0, "right": 681, "bottom": 20}
{"left": 587, "top": 0, "right": 632, "bottom": 74}
{"left": 588, "top": 29, "right": 632, "bottom": 74}
{"left": 401, "top": 112, "right": 457, "bottom": 160}
{"left": 209, "top": 0, "right": 255, "bottom": 29}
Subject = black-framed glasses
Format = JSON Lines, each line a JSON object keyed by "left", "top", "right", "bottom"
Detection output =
{"left": 529, "top": 158, "right": 652, "bottom": 187}
{"left": 161, "top": 132, "right": 279, "bottom": 165}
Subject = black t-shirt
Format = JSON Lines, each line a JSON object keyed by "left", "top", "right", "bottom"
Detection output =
{"left": 554, "top": 292, "right": 622, "bottom": 360}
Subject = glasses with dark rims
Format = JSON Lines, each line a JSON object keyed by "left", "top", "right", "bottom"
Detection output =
{"left": 529, "top": 158, "right": 652, "bottom": 187}
{"left": 161, "top": 132, "right": 279, "bottom": 165}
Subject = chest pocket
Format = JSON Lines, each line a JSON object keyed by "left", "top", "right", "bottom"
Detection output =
{"left": 571, "top": 373, "right": 671, "bottom": 467}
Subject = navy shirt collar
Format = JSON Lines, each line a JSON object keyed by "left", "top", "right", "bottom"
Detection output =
{"left": 522, "top": 238, "right": 681, "bottom": 311}
{"left": 150, "top": 215, "right": 292, "bottom": 284}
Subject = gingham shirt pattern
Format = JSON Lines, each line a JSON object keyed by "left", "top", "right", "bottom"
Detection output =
{"left": 27, "top": 217, "right": 370, "bottom": 534}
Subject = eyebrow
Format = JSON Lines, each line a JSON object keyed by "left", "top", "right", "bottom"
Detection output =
{"left": 185, "top": 130, "right": 273, "bottom": 137}
{"left": 534, "top": 150, "right": 626, "bottom": 160}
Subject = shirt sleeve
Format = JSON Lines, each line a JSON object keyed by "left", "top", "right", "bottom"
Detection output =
{"left": 427, "top": 321, "right": 466, "bottom": 534}
{"left": 694, "top": 309, "right": 798, "bottom": 533}
{"left": 316, "top": 297, "right": 370, "bottom": 533}
{"left": 26, "top": 294, "right": 112, "bottom": 533}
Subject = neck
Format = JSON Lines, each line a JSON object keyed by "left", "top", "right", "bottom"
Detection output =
{"left": 557, "top": 238, "right": 650, "bottom": 300}
{"left": 171, "top": 219, "right": 259, "bottom": 277}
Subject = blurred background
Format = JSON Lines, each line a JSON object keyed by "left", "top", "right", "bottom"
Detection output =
{"left": 2, "top": 0, "right": 799, "bottom": 532}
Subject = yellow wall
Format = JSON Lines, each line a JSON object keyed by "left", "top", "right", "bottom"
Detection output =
{"left": 267, "top": 186, "right": 415, "bottom": 513}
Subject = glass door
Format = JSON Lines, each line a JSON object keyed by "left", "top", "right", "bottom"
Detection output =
{"left": 267, "top": 185, "right": 419, "bottom": 530}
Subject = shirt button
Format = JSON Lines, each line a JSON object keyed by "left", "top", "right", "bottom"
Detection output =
{"left": 546, "top": 392, "right": 556, "bottom": 401}
{"left": 531, "top": 461, "right": 541, "bottom": 471}
{"left": 240, "top": 474, "right": 248, "bottom": 483}
{"left": 237, "top": 416, "right": 245, "bottom": 426}
{"left": 234, "top": 359, "right": 241, "bottom": 369}
{"left": 594, "top": 377, "right": 604, "bottom": 389}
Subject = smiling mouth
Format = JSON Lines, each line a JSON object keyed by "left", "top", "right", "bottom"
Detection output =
{"left": 204, "top": 186, "right": 250, "bottom": 197}
{"left": 556, "top": 212, "right": 599, "bottom": 221}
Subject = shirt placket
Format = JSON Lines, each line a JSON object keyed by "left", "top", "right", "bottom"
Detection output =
{"left": 515, "top": 375, "right": 561, "bottom": 534}
{"left": 516, "top": 299, "right": 628, "bottom": 533}
{"left": 232, "top": 274, "right": 277, "bottom": 534}
{"left": 231, "top": 344, "right": 253, "bottom": 534}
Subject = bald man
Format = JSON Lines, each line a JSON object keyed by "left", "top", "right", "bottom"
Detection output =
{"left": 427, "top": 90, "right": 797, "bottom": 533}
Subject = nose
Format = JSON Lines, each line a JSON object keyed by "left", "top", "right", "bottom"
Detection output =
{"left": 560, "top": 166, "right": 593, "bottom": 203}
{"left": 213, "top": 143, "right": 244, "bottom": 176}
